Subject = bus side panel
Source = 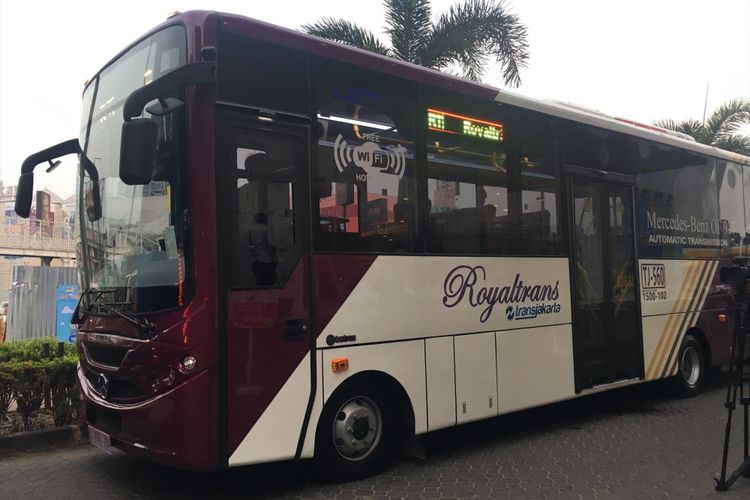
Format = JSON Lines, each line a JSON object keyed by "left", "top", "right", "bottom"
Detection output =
{"left": 228, "top": 355, "right": 313, "bottom": 465}
{"left": 226, "top": 255, "right": 374, "bottom": 465}
{"left": 300, "top": 350, "right": 325, "bottom": 459}
{"left": 322, "top": 340, "right": 428, "bottom": 435}
{"left": 317, "top": 256, "right": 572, "bottom": 348}
{"left": 496, "top": 324, "right": 575, "bottom": 414}
{"left": 639, "top": 259, "right": 720, "bottom": 381}
{"left": 425, "top": 336, "right": 457, "bottom": 431}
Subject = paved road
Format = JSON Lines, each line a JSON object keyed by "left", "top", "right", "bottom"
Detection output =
{"left": 2, "top": 377, "right": 750, "bottom": 499}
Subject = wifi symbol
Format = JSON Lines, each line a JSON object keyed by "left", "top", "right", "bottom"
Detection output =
{"left": 384, "top": 144, "right": 407, "bottom": 179}
{"left": 333, "top": 134, "right": 354, "bottom": 173}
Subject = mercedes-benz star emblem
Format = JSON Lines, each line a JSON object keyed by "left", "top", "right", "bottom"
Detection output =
{"left": 94, "top": 373, "right": 109, "bottom": 399}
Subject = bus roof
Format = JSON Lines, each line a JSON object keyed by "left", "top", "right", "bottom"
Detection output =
{"left": 122, "top": 10, "right": 750, "bottom": 166}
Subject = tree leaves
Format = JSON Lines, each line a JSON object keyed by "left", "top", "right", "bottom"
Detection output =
{"left": 301, "top": 18, "right": 391, "bottom": 56}
{"left": 704, "top": 99, "right": 750, "bottom": 148}
{"left": 385, "top": 0, "right": 433, "bottom": 63}
{"left": 421, "top": 0, "right": 528, "bottom": 85}
{"left": 655, "top": 99, "right": 750, "bottom": 155}
{"left": 302, "top": 0, "right": 528, "bottom": 87}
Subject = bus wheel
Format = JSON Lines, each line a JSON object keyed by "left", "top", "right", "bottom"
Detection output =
{"left": 314, "top": 385, "right": 394, "bottom": 482}
{"left": 670, "top": 334, "right": 706, "bottom": 397}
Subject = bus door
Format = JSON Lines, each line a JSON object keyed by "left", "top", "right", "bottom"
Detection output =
{"left": 566, "top": 169, "right": 644, "bottom": 391}
{"left": 216, "top": 108, "right": 315, "bottom": 464}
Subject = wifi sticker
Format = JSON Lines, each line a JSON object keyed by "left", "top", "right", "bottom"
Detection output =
{"left": 333, "top": 134, "right": 407, "bottom": 180}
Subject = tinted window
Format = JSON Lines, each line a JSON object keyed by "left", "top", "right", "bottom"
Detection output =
{"left": 638, "top": 148, "right": 720, "bottom": 258}
{"left": 231, "top": 128, "right": 302, "bottom": 288}
{"left": 314, "top": 62, "right": 417, "bottom": 253}
{"left": 424, "top": 97, "right": 512, "bottom": 254}
{"left": 717, "top": 161, "right": 745, "bottom": 256}
{"left": 517, "top": 111, "right": 562, "bottom": 254}
{"left": 562, "top": 121, "right": 633, "bottom": 174}
{"left": 421, "top": 96, "right": 563, "bottom": 256}
{"left": 218, "top": 31, "right": 309, "bottom": 115}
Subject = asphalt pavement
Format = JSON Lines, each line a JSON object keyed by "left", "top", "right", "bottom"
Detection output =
{"left": 1, "top": 376, "right": 749, "bottom": 499}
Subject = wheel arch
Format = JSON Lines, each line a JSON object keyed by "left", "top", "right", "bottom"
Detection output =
{"left": 322, "top": 370, "right": 416, "bottom": 439}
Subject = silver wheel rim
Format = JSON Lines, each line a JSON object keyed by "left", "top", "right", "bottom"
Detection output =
{"left": 681, "top": 346, "right": 701, "bottom": 387}
{"left": 332, "top": 396, "right": 382, "bottom": 462}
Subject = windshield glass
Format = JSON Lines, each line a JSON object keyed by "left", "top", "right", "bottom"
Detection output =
{"left": 78, "top": 25, "right": 187, "bottom": 313}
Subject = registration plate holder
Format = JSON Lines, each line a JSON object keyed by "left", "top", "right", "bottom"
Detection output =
{"left": 88, "top": 425, "right": 115, "bottom": 454}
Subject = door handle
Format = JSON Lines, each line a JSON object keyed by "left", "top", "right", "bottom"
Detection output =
{"left": 282, "top": 319, "right": 307, "bottom": 340}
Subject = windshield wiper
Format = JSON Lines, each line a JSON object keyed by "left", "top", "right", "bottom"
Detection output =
{"left": 83, "top": 289, "right": 156, "bottom": 338}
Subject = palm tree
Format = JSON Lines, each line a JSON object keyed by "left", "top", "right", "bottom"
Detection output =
{"left": 654, "top": 99, "right": 750, "bottom": 155}
{"left": 302, "top": 0, "right": 529, "bottom": 87}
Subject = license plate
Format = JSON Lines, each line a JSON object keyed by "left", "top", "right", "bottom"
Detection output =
{"left": 88, "top": 425, "right": 115, "bottom": 454}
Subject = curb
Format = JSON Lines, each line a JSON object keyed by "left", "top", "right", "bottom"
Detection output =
{"left": 0, "top": 424, "right": 89, "bottom": 455}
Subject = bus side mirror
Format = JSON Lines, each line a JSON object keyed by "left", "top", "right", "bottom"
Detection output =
{"left": 14, "top": 138, "right": 80, "bottom": 218}
{"left": 14, "top": 172, "right": 34, "bottom": 218}
{"left": 120, "top": 118, "right": 158, "bottom": 185}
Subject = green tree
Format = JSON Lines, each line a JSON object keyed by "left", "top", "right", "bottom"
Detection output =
{"left": 302, "top": 0, "right": 529, "bottom": 87}
{"left": 654, "top": 99, "right": 750, "bottom": 155}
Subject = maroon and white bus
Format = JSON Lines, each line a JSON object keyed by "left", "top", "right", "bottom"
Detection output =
{"left": 14, "top": 10, "right": 750, "bottom": 480}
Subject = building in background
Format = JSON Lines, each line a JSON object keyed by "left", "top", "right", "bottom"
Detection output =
{"left": 0, "top": 183, "right": 76, "bottom": 303}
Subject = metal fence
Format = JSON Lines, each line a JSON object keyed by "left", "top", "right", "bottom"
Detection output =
{"left": 6, "top": 266, "right": 79, "bottom": 341}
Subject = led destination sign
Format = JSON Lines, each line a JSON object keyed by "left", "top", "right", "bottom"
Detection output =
{"left": 427, "top": 108, "right": 504, "bottom": 142}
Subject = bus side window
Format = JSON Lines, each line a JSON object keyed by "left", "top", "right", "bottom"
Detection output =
{"left": 232, "top": 135, "right": 299, "bottom": 288}
{"left": 717, "top": 160, "right": 745, "bottom": 257}
{"left": 516, "top": 110, "right": 562, "bottom": 255}
{"left": 314, "top": 60, "right": 417, "bottom": 253}
{"left": 423, "top": 91, "right": 513, "bottom": 256}
{"left": 638, "top": 151, "right": 719, "bottom": 259}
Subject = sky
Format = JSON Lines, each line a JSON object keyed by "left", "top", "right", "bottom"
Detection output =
{"left": 1, "top": 0, "right": 748, "bottom": 199}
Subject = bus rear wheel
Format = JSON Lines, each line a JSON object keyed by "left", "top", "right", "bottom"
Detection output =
{"left": 670, "top": 334, "right": 706, "bottom": 397}
{"left": 314, "top": 385, "right": 394, "bottom": 482}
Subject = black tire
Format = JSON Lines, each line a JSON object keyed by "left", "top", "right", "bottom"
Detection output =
{"left": 314, "top": 383, "right": 395, "bottom": 482}
{"left": 670, "top": 334, "right": 706, "bottom": 397}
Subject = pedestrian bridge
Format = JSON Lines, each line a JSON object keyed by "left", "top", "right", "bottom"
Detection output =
{"left": 0, "top": 223, "right": 75, "bottom": 262}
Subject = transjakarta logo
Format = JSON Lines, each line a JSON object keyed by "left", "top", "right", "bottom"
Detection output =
{"left": 442, "top": 265, "right": 561, "bottom": 323}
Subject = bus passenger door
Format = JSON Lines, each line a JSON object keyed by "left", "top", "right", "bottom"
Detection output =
{"left": 568, "top": 173, "right": 643, "bottom": 391}
{"left": 216, "top": 109, "right": 315, "bottom": 465}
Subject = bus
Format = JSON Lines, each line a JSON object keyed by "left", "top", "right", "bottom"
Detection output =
{"left": 14, "top": 10, "right": 750, "bottom": 481}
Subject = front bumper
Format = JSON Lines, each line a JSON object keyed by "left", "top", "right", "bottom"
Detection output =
{"left": 79, "top": 364, "right": 217, "bottom": 470}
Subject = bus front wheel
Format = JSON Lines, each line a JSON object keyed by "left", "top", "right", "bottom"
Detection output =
{"left": 314, "top": 384, "right": 394, "bottom": 482}
{"left": 670, "top": 333, "right": 706, "bottom": 397}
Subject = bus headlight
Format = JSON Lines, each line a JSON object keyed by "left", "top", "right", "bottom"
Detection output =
{"left": 180, "top": 356, "right": 197, "bottom": 372}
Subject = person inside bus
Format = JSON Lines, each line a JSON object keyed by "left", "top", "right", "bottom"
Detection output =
{"left": 249, "top": 212, "right": 277, "bottom": 286}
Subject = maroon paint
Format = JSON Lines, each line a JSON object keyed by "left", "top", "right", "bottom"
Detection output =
{"left": 78, "top": 11, "right": 221, "bottom": 471}
{"left": 181, "top": 10, "right": 221, "bottom": 469}
{"left": 79, "top": 365, "right": 215, "bottom": 470}
{"left": 696, "top": 261, "right": 734, "bottom": 367}
{"left": 314, "top": 255, "right": 377, "bottom": 335}
{"left": 225, "top": 259, "right": 310, "bottom": 454}
{"left": 225, "top": 254, "right": 375, "bottom": 457}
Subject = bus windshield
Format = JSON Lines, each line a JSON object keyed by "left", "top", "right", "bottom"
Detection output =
{"left": 78, "top": 25, "right": 187, "bottom": 313}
